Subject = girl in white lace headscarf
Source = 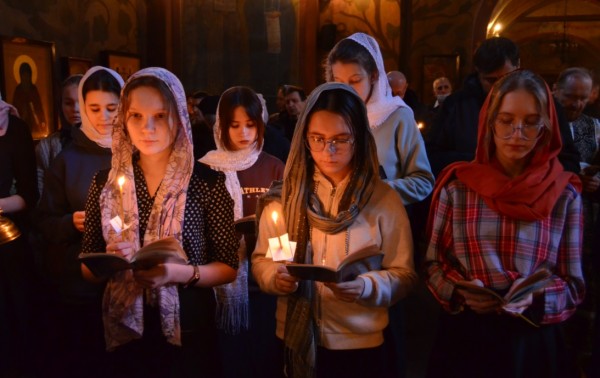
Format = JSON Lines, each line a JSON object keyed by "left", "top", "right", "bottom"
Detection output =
{"left": 325, "top": 32, "right": 434, "bottom": 205}
{"left": 200, "top": 86, "right": 284, "bottom": 376}
{"left": 200, "top": 86, "right": 284, "bottom": 329}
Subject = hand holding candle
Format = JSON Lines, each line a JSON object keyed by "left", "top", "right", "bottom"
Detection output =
{"left": 267, "top": 210, "right": 295, "bottom": 262}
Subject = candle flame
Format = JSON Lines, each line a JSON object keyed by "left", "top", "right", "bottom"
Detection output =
{"left": 117, "top": 175, "right": 125, "bottom": 189}
{"left": 417, "top": 122, "right": 424, "bottom": 130}
{"left": 271, "top": 211, "right": 278, "bottom": 224}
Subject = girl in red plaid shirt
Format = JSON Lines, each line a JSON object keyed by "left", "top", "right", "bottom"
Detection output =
{"left": 425, "top": 70, "right": 584, "bottom": 378}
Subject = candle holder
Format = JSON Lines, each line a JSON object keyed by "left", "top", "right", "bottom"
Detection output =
{"left": 0, "top": 209, "right": 20, "bottom": 245}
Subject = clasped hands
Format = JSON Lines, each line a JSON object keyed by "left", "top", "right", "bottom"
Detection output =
{"left": 274, "top": 264, "right": 365, "bottom": 303}
{"left": 455, "top": 278, "right": 532, "bottom": 316}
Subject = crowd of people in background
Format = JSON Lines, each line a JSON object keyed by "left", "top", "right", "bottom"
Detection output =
{"left": 0, "top": 33, "right": 598, "bottom": 378}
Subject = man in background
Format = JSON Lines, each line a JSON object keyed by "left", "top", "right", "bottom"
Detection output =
{"left": 430, "top": 76, "right": 452, "bottom": 112}
{"left": 387, "top": 70, "right": 427, "bottom": 128}
{"left": 271, "top": 85, "right": 306, "bottom": 141}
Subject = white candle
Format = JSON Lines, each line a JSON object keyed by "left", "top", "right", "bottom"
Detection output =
{"left": 271, "top": 211, "right": 283, "bottom": 250}
{"left": 117, "top": 175, "right": 126, "bottom": 237}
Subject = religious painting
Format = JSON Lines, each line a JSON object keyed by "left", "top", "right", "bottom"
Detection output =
{"left": 421, "top": 54, "right": 460, "bottom": 106}
{"left": 101, "top": 50, "right": 140, "bottom": 82}
{"left": 61, "top": 56, "right": 93, "bottom": 78}
{"left": 0, "top": 36, "right": 57, "bottom": 139}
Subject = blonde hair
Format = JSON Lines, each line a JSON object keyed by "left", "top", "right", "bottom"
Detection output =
{"left": 483, "top": 70, "right": 552, "bottom": 156}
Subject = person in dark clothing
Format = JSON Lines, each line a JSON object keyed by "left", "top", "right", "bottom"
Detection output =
{"left": 263, "top": 123, "right": 290, "bottom": 163}
{"left": 258, "top": 93, "right": 291, "bottom": 163}
{"left": 191, "top": 94, "right": 220, "bottom": 159}
{"left": 387, "top": 70, "right": 428, "bottom": 126}
{"left": 426, "top": 37, "right": 580, "bottom": 176}
{"left": 35, "top": 74, "right": 83, "bottom": 196}
{"left": 270, "top": 85, "right": 306, "bottom": 142}
{"left": 35, "top": 66, "right": 124, "bottom": 378}
{"left": 0, "top": 98, "right": 38, "bottom": 378}
{"left": 583, "top": 73, "right": 600, "bottom": 119}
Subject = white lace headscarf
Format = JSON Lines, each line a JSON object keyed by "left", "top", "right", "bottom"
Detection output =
{"left": 199, "top": 86, "right": 264, "bottom": 220}
{"left": 329, "top": 33, "right": 407, "bottom": 130}
{"left": 199, "top": 86, "right": 266, "bottom": 334}
{"left": 99, "top": 67, "right": 194, "bottom": 350}
{"left": 78, "top": 66, "right": 124, "bottom": 148}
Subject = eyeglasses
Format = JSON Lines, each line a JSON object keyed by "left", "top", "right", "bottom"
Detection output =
{"left": 305, "top": 136, "right": 354, "bottom": 153}
{"left": 436, "top": 85, "right": 450, "bottom": 91}
{"left": 493, "top": 118, "right": 545, "bottom": 141}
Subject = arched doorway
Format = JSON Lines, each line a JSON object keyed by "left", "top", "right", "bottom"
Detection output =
{"left": 483, "top": 0, "right": 600, "bottom": 84}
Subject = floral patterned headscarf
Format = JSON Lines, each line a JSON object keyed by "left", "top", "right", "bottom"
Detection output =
{"left": 99, "top": 67, "right": 194, "bottom": 350}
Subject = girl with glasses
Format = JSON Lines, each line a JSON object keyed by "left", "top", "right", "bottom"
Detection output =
{"left": 424, "top": 69, "right": 584, "bottom": 377}
{"left": 252, "top": 82, "right": 416, "bottom": 377}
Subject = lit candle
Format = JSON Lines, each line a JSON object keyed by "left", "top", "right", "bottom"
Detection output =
{"left": 271, "top": 211, "right": 283, "bottom": 250}
{"left": 117, "top": 175, "right": 126, "bottom": 236}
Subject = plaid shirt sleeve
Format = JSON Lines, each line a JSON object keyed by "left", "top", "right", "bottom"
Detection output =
{"left": 425, "top": 182, "right": 585, "bottom": 321}
{"left": 425, "top": 184, "right": 466, "bottom": 312}
{"left": 540, "top": 187, "right": 585, "bottom": 324}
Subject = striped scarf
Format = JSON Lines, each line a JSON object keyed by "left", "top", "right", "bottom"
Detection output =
{"left": 257, "top": 82, "right": 380, "bottom": 377}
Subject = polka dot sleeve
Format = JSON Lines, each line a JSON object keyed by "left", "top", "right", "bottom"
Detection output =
{"left": 188, "top": 166, "right": 239, "bottom": 269}
{"left": 81, "top": 172, "right": 107, "bottom": 254}
{"left": 204, "top": 172, "right": 239, "bottom": 268}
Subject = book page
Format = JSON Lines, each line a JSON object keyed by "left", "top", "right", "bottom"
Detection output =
{"left": 505, "top": 269, "right": 551, "bottom": 303}
{"left": 286, "top": 245, "right": 383, "bottom": 283}
{"left": 455, "top": 268, "right": 552, "bottom": 305}
{"left": 454, "top": 281, "right": 504, "bottom": 302}
{"left": 78, "top": 253, "right": 132, "bottom": 277}
{"left": 338, "top": 252, "right": 384, "bottom": 282}
{"left": 285, "top": 264, "right": 338, "bottom": 282}
{"left": 132, "top": 236, "right": 188, "bottom": 270}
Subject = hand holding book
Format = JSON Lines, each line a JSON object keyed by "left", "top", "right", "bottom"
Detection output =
{"left": 455, "top": 269, "right": 551, "bottom": 326}
{"left": 455, "top": 278, "right": 502, "bottom": 314}
{"left": 285, "top": 245, "right": 383, "bottom": 283}
{"left": 324, "top": 279, "right": 365, "bottom": 302}
{"left": 79, "top": 236, "right": 188, "bottom": 278}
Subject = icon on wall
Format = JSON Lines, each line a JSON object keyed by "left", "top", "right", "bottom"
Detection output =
{"left": 100, "top": 50, "right": 141, "bottom": 82}
{"left": 61, "top": 56, "right": 93, "bottom": 78}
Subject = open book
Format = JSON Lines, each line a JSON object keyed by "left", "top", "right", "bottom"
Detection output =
{"left": 286, "top": 245, "right": 383, "bottom": 283}
{"left": 78, "top": 236, "right": 189, "bottom": 278}
{"left": 454, "top": 268, "right": 551, "bottom": 305}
